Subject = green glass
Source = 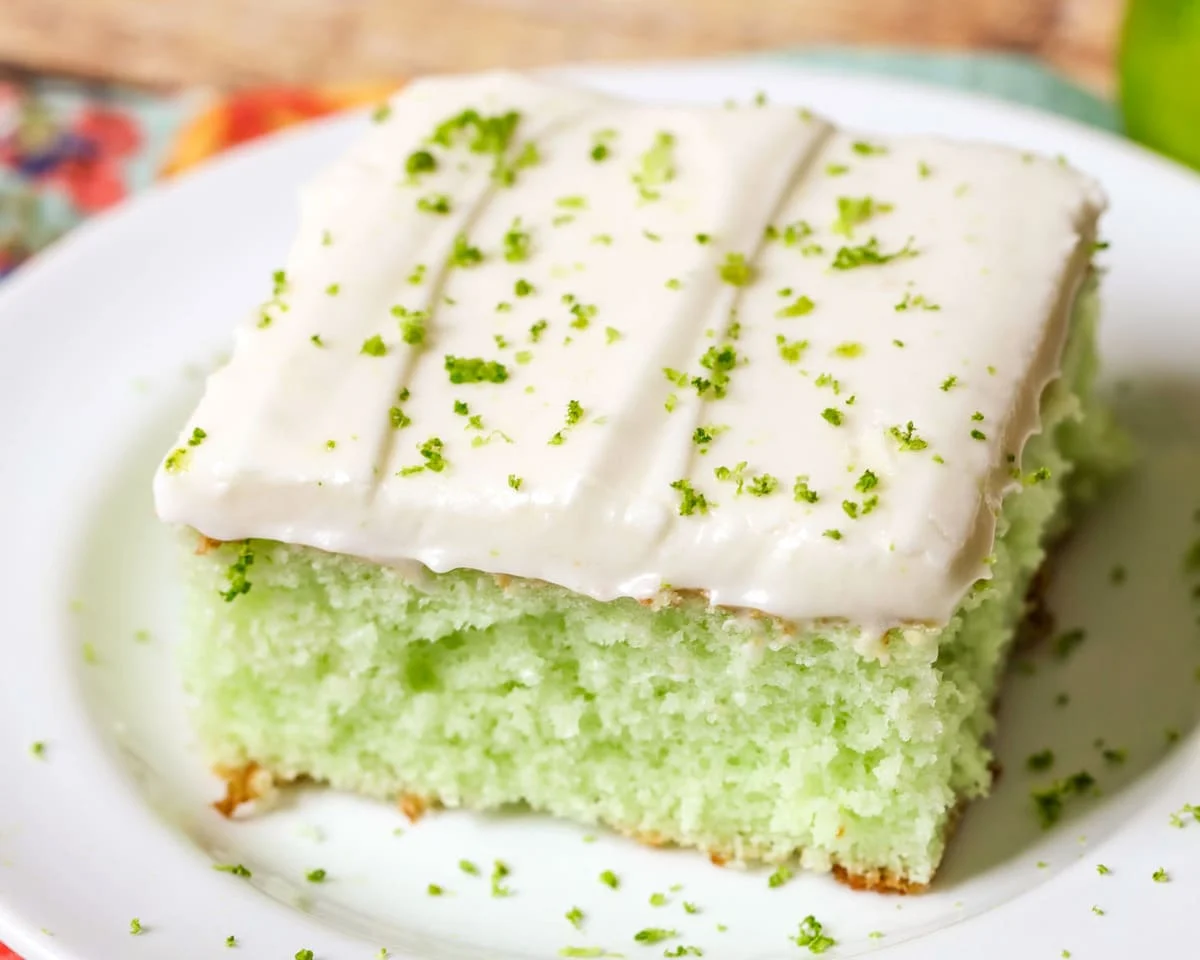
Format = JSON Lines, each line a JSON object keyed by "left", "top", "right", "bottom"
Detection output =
{"left": 1120, "top": 0, "right": 1200, "bottom": 170}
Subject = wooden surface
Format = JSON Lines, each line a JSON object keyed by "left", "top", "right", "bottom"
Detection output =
{"left": 0, "top": 0, "right": 1125, "bottom": 93}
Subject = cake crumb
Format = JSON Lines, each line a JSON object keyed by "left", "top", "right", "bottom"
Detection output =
{"left": 212, "top": 762, "right": 275, "bottom": 818}
{"left": 398, "top": 792, "right": 440, "bottom": 823}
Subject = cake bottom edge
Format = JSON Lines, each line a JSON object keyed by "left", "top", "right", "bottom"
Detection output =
{"left": 208, "top": 759, "right": 957, "bottom": 894}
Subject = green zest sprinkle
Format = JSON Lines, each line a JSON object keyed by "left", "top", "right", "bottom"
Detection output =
{"left": 649, "top": 892, "right": 667, "bottom": 907}
{"left": 970, "top": 428, "right": 987, "bottom": 441}
{"left": 405, "top": 149, "right": 437, "bottom": 177}
{"left": 1153, "top": 867, "right": 1169, "bottom": 883}
{"left": 226, "top": 935, "right": 237, "bottom": 947}
{"left": 508, "top": 474, "right": 523, "bottom": 491}
{"left": 717, "top": 252, "right": 754, "bottom": 287}
{"left": 163, "top": 447, "right": 190, "bottom": 473}
{"left": 417, "top": 193, "right": 451, "bottom": 215}
{"left": 599, "top": 869, "right": 619, "bottom": 889}
{"left": 558, "top": 949, "right": 608, "bottom": 959}
{"left": 515, "top": 278, "right": 535, "bottom": 296}
{"left": 833, "top": 341, "right": 864, "bottom": 358}
{"left": 129, "top": 918, "right": 143, "bottom": 936}
{"left": 767, "top": 864, "right": 792, "bottom": 888}
{"left": 824, "top": 528, "right": 842, "bottom": 541}
{"left": 851, "top": 140, "right": 887, "bottom": 156}
{"left": 776, "top": 295, "right": 814, "bottom": 318}
{"left": 855, "top": 470, "right": 878, "bottom": 493}
{"left": 592, "top": 233, "right": 613, "bottom": 245}
{"left": 663, "top": 947, "right": 703, "bottom": 958}
{"left": 692, "top": 424, "right": 725, "bottom": 448}
{"left": 187, "top": 427, "right": 207, "bottom": 447}
{"left": 748, "top": 474, "right": 779, "bottom": 497}
{"left": 793, "top": 476, "right": 818, "bottom": 503}
{"left": 794, "top": 915, "right": 835, "bottom": 954}
{"left": 1031, "top": 770, "right": 1096, "bottom": 827}
{"left": 896, "top": 292, "right": 940, "bottom": 311}
{"left": 714, "top": 461, "right": 747, "bottom": 494}
{"left": 605, "top": 326, "right": 621, "bottom": 344}
{"left": 503, "top": 218, "right": 532, "bottom": 262}
{"left": 832, "top": 195, "right": 893, "bottom": 237}
{"left": 1102, "top": 746, "right": 1127, "bottom": 765}
{"left": 665, "top": 278, "right": 682, "bottom": 290}
{"left": 214, "top": 863, "right": 252, "bottom": 877}
{"left": 831, "top": 236, "right": 917, "bottom": 270}
{"left": 669, "top": 479, "right": 711, "bottom": 516}
{"left": 695, "top": 233, "right": 711, "bottom": 244}
{"left": 825, "top": 163, "right": 849, "bottom": 176}
{"left": 780, "top": 220, "right": 814, "bottom": 246}
{"left": 325, "top": 283, "right": 340, "bottom": 296}
{"left": 321, "top": 229, "right": 333, "bottom": 245}
{"left": 821, "top": 408, "right": 843, "bottom": 427}
{"left": 371, "top": 103, "right": 392, "bottom": 123}
{"left": 696, "top": 343, "right": 739, "bottom": 398}
{"left": 557, "top": 195, "right": 588, "bottom": 210}
{"left": 1027, "top": 749, "right": 1055, "bottom": 771}
{"left": 458, "top": 860, "right": 479, "bottom": 876}
{"left": 889, "top": 421, "right": 928, "bottom": 451}
{"left": 30, "top": 740, "right": 45, "bottom": 758}
{"left": 940, "top": 375, "right": 958, "bottom": 391}
{"left": 570, "top": 302, "right": 597, "bottom": 329}
{"left": 361, "top": 335, "right": 388, "bottom": 356}
{"left": 389, "top": 406, "right": 412, "bottom": 429}
{"left": 776, "top": 335, "right": 808, "bottom": 364}
{"left": 449, "top": 233, "right": 484, "bottom": 268}
{"left": 219, "top": 542, "right": 254, "bottom": 603}
{"left": 566, "top": 906, "right": 585, "bottom": 928}
{"left": 918, "top": 160, "right": 932, "bottom": 177}
{"left": 427, "top": 883, "right": 445, "bottom": 896}
{"left": 529, "top": 319, "right": 548, "bottom": 343}
{"left": 444, "top": 355, "right": 508, "bottom": 384}
{"left": 407, "top": 263, "right": 426, "bottom": 285}
{"left": 310, "top": 334, "right": 324, "bottom": 347}
{"left": 491, "top": 860, "right": 512, "bottom": 897}
{"left": 296, "top": 952, "right": 314, "bottom": 960}
{"left": 392, "top": 305, "right": 429, "bottom": 345}
{"left": 418, "top": 437, "right": 447, "bottom": 473}
{"left": 1169, "top": 803, "right": 1200, "bottom": 827}
{"left": 633, "top": 131, "right": 677, "bottom": 201}
{"left": 633, "top": 928, "right": 677, "bottom": 945}
{"left": 305, "top": 868, "right": 326, "bottom": 883}
{"left": 429, "top": 105, "right": 521, "bottom": 155}
{"left": 1051, "top": 628, "right": 1087, "bottom": 660}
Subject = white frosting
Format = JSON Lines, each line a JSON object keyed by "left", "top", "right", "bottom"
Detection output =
{"left": 154, "top": 71, "right": 1106, "bottom": 630}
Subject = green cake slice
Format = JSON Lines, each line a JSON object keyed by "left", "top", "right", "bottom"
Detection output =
{"left": 155, "top": 71, "right": 1121, "bottom": 890}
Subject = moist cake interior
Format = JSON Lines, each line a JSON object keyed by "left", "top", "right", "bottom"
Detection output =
{"left": 178, "top": 279, "right": 1122, "bottom": 889}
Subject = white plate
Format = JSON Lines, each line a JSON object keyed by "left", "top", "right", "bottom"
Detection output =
{"left": 1, "top": 60, "right": 1199, "bottom": 960}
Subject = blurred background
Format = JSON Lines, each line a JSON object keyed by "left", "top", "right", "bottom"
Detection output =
{"left": 0, "top": 0, "right": 1197, "bottom": 277}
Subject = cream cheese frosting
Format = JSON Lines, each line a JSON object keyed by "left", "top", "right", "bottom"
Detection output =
{"left": 153, "top": 70, "right": 1106, "bottom": 630}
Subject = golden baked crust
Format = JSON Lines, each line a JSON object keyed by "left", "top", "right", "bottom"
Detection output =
{"left": 212, "top": 762, "right": 272, "bottom": 818}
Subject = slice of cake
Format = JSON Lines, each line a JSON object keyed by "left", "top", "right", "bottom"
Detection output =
{"left": 154, "top": 71, "right": 1121, "bottom": 891}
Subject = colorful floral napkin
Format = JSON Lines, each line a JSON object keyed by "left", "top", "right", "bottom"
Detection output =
{"left": 0, "top": 78, "right": 394, "bottom": 277}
